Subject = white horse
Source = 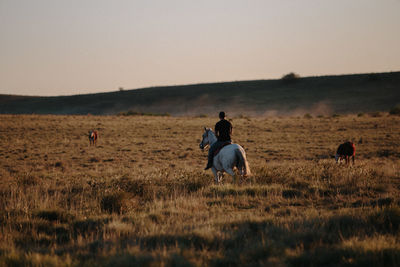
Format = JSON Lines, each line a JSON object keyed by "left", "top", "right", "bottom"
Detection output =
{"left": 199, "top": 128, "right": 251, "bottom": 184}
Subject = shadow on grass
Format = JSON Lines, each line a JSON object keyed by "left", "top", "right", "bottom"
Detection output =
{"left": 5, "top": 206, "right": 400, "bottom": 266}
{"left": 289, "top": 247, "right": 400, "bottom": 267}
{"left": 135, "top": 207, "right": 400, "bottom": 266}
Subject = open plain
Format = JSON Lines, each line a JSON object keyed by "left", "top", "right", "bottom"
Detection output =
{"left": 0, "top": 113, "right": 399, "bottom": 266}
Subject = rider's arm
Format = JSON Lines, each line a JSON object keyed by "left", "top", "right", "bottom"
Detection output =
{"left": 215, "top": 123, "right": 220, "bottom": 138}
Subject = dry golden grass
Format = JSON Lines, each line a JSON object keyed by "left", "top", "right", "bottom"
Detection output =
{"left": 0, "top": 113, "right": 399, "bottom": 266}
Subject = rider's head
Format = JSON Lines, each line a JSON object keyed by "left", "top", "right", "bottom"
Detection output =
{"left": 219, "top": 111, "right": 225, "bottom": 119}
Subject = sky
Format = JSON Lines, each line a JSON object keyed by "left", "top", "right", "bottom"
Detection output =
{"left": 1, "top": 0, "right": 399, "bottom": 96}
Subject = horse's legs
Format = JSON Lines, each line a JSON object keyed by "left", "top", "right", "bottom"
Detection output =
{"left": 211, "top": 167, "right": 219, "bottom": 184}
{"left": 225, "top": 168, "right": 236, "bottom": 184}
{"left": 238, "top": 166, "right": 244, "bottom": 177}
{"left": 219, "top": 172, "right": 225, "bottom": 183}
{"left": 218, "top": 173, "right": 223, "bottom": 183}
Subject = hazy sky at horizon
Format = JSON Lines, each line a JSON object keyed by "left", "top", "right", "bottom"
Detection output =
{"left": 1, "top": 0, "right": 399, "bottom": 96}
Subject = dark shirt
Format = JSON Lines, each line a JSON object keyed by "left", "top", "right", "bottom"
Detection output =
{"left": 215, "top": 119, "right": 232, "bottom": 141}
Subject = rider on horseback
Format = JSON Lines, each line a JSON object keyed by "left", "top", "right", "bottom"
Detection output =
{"left": 204, "top": 111, "right": 233, "bottom": 170}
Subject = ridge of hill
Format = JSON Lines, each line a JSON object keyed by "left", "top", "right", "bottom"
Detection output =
{"left": 1, "top": 72, "right": 399, "bottom": 116}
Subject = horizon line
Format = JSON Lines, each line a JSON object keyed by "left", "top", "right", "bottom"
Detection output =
{"left": 3, "top": 70, "right": 399, "bottom": 98}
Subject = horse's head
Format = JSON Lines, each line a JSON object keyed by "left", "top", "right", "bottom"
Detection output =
{"left": 199, "top": 127, "right": 210, "bottom": 150}
{"left": 335, "top": 153, "right": 340, "bottom": 163}
{"left": 89, "top": 130, "right": 97, "bottom": 139}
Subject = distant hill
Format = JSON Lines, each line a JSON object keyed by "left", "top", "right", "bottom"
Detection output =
{"left": 1, "top": 72, "right": 400, "bottom": 116}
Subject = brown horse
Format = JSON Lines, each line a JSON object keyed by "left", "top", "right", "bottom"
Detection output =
{"left": 335, "top": 141, "right": 356, "bottom": 164}
{"left": 88, "top": 130, "right": 98, "bottom": 146}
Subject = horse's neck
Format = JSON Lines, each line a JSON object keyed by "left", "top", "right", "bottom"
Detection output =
{"left": 208, "top": 131, "right": 218, "bottom": 145}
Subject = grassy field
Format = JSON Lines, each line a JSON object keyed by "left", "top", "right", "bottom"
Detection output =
{"left": 0, "top": 113, "right": 399, "bottom": 266}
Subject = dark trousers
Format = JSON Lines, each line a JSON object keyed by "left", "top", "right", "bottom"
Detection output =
{"left": 206, "top": 140, "right": 231, "bottom": 167}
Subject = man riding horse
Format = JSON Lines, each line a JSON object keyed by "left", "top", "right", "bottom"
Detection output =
{"left": 205, "top": 111, "right": 232, "bottom": 170}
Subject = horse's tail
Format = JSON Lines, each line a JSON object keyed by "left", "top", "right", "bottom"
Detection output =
{"left": 236, "top": 147, "right": 251, "bottom": 177}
